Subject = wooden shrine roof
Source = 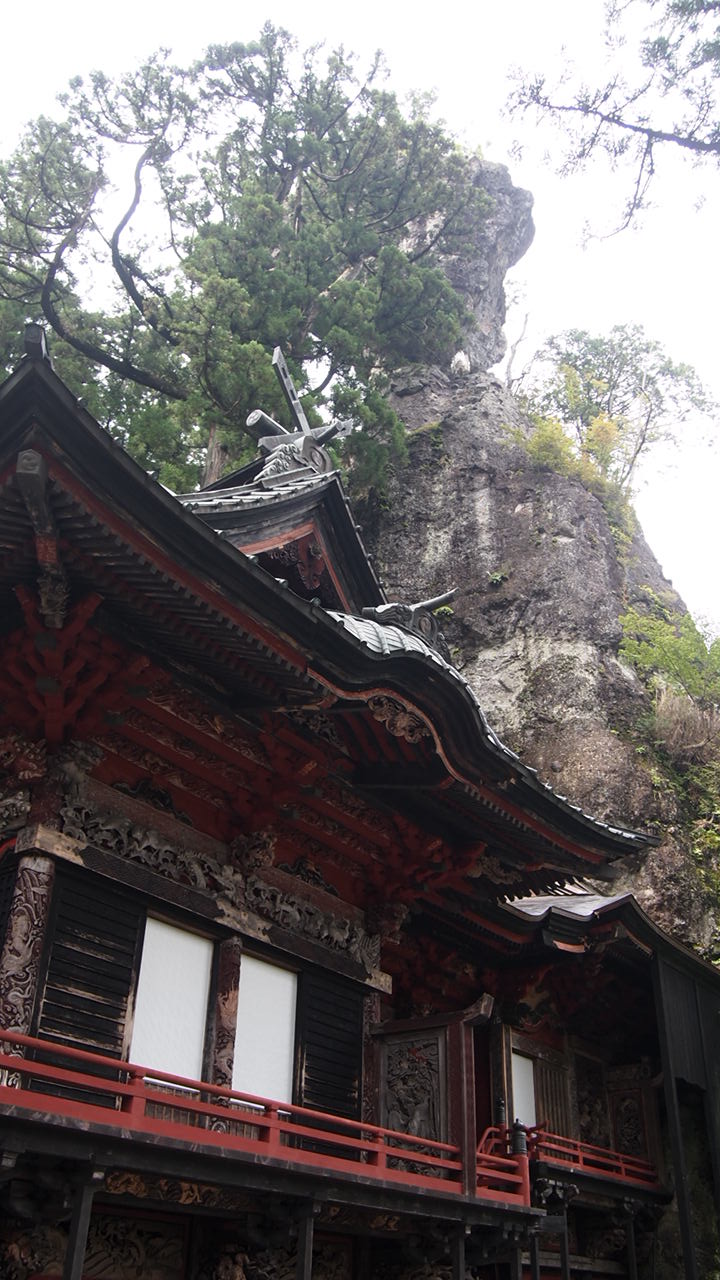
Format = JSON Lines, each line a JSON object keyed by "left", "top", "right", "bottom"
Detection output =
{"left": 0, "top": 347, "right": 659, "bottom": 904}
{"left": 178, "top": 468, "right": 385, "bottom": 614}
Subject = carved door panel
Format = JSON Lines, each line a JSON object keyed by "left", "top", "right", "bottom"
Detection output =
{"left": 380, "top": 1030, "right": 447, "bottom": 1141}
{"left": 0, "top": 854, "right": 17, "bottom": 957}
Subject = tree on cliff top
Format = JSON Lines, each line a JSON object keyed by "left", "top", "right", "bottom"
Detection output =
{"left": 0, "top": 26, "right": 489, "bottom": 488}
{"left": 519, "top": 324, "right": 712, "bottom": 490}
{"left": 509, "top": 0, "right": 720, "bottom": 226}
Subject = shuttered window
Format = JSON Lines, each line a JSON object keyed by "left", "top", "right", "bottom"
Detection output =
{"left": 535, "top": 1059, "right": 571, "bottom": 1134}
{"left": 510, "top": 1043, "right": 571, "bottom": 1135}
{"left": 36, "top": 869, "right": 143, "bottom": 1058}
{"left": 511, "top": 1051, "right": 537, "bottom": 1127}
{"left": 295, "top": 969, "right": 364, "bottom": 1119}
{"left": 233, "top": 954, "right": 297, "bottom": 1103}
{"left": 130, "top": 917, "right": 214, "bottom": 1080}
{"left": 33, "top": 867, "right": 365, "bottom": 1122}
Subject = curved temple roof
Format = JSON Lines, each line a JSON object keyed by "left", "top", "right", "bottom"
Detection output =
{"left": 329, "top": 610, "right": 653, "bottom": 853}
{"left": 0, "top": 343, "right": 657, "bottom": 884}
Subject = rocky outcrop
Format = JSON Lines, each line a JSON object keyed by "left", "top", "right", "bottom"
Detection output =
{"left": 442, "top": 160, "right": 534, "bottom": 371}
{"left": 362, "top": 368, "right": 715, "bottom": 951}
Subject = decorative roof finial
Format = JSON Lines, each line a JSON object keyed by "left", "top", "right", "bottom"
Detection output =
{"left": 245, "top": 346, "right": 340, "bottom": 483}
{"left": 24, "top": 323, "right": 52, "bottom": 365}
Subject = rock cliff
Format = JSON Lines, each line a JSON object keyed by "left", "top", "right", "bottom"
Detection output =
{"left": 361, "top": 164, "right": 715, "bottom": 952}
{"left": 441, "top": 159, "right": 535, "bottom": 371}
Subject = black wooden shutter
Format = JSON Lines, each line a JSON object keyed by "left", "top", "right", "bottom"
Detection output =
{"left": 535, "top": 1058, "right": 571, "bottom": 1135}
{"left": 35, "top": 868, "right": 144, "bottom": 1059}
{"left": 294, "top": 969, "right": 364, "bottom": 1119}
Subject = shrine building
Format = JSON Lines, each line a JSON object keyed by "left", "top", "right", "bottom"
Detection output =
{"left": 0, "top": 329, "right": 719, "bottom": 1280}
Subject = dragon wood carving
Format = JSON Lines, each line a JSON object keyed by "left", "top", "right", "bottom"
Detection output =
{"left": 59, "top": 800, "right": 381, "bottom": 973}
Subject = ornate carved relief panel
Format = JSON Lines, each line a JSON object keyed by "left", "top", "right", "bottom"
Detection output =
{"left": 574, "top": 1052, "right": 612, "bottom": 1148}
{"left": 0, "top": 855, "right": 55, "bottom": 1036}
{"left": 607, "top": 1062, "right": 657, "bottom": 1160}
{"left": 380, "top": 1031, "right": 447, "bottom": 1142}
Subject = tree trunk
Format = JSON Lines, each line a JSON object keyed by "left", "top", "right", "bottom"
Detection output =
{"left": 203, "top": 423, "right": 229, "bottom": 487}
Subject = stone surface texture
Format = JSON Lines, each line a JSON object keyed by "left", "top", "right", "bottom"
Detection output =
{"left": 360, "top": 156, "right": 713, "bottom": 950}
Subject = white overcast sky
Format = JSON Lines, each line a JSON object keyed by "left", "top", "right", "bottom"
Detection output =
{"left": 3, "top": 0, "right": 719, "bottom": 633}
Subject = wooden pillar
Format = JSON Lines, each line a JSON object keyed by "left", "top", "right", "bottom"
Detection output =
{"left": 653, "top": 958, "right": 699, "bottom": 1280}
{"left": 355, "top": 1238, "right": 372, "bottom": 1280}
{"left": 62, "top": 1172, "right": 103, "bottom": 1280}
{"left": 529, "top": 1233, "right": 541, "bottom": 1280}
{"left": 448, "top": 1020, "right": 477, "bottom": 1195}
{"left": 701, "top": 1088, "right": 720, "bottom": 1229}
{"left": 295, "top": 1203, "right": 315, "bottom": 1280}
{"left": 0, "top": 854, "right": 55, "bottom": 1035}
{"left": 452, "top": 1228, "right": 466, "bottom": 1280}
{"left": 559, "top": 1218, "right": 571, "bottom": 1280}
{"left": 625, "top": 1204, "right": 638, "bottom": 1280}
{"left": 696, "top": 984, "right": 720, "bottom": 1230}
{"left": 206, "top": 935, "right": 243, "bottom": 1086}
{"left": 507, "top": 1246, "right": 523, "bottom": 1280}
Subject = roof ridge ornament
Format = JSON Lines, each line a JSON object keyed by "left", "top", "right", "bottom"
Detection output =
{"left": 245, "top": 347, "right": 340, "bottom": 485}
{"left": 362, "top": 589, "right": 457, "bottom": 662}
{"left": 23, "top": 323, "right": 53, "bottom": 366}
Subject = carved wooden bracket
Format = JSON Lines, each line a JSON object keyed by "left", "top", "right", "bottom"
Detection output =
{"left": 16, "top": 450, "right": 69, "bottom": 629}
{"left": 366, "top": 695, "right": 430, "bottom": 743}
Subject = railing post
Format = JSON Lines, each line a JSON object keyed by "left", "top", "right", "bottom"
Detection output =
{"left": 512, "top": 1120, "right": 531, "bottom": 1206}
{"left": 122, "top": 1066, "right": 146, "bottom": 1121}
{"left": 260, "top": 1104, "right": 281, "bottom": 1155}
{"left": 368, "top": 1130, "right": 387, "bottom": 1174}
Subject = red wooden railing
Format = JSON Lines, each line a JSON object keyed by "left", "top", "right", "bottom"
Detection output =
{"left": 476, "top": 1126, "right": 531, "bottom": 1204}
{"left": 0, "top": 1031, "right": 529, "bottom": 1205}
{"left": 527, "top": 1127, "right": 660, "bottom": 1188}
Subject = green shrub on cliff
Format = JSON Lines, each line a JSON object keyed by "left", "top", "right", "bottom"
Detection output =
{"left": 620, "top": 595, "right": 720, "bottom": 895}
